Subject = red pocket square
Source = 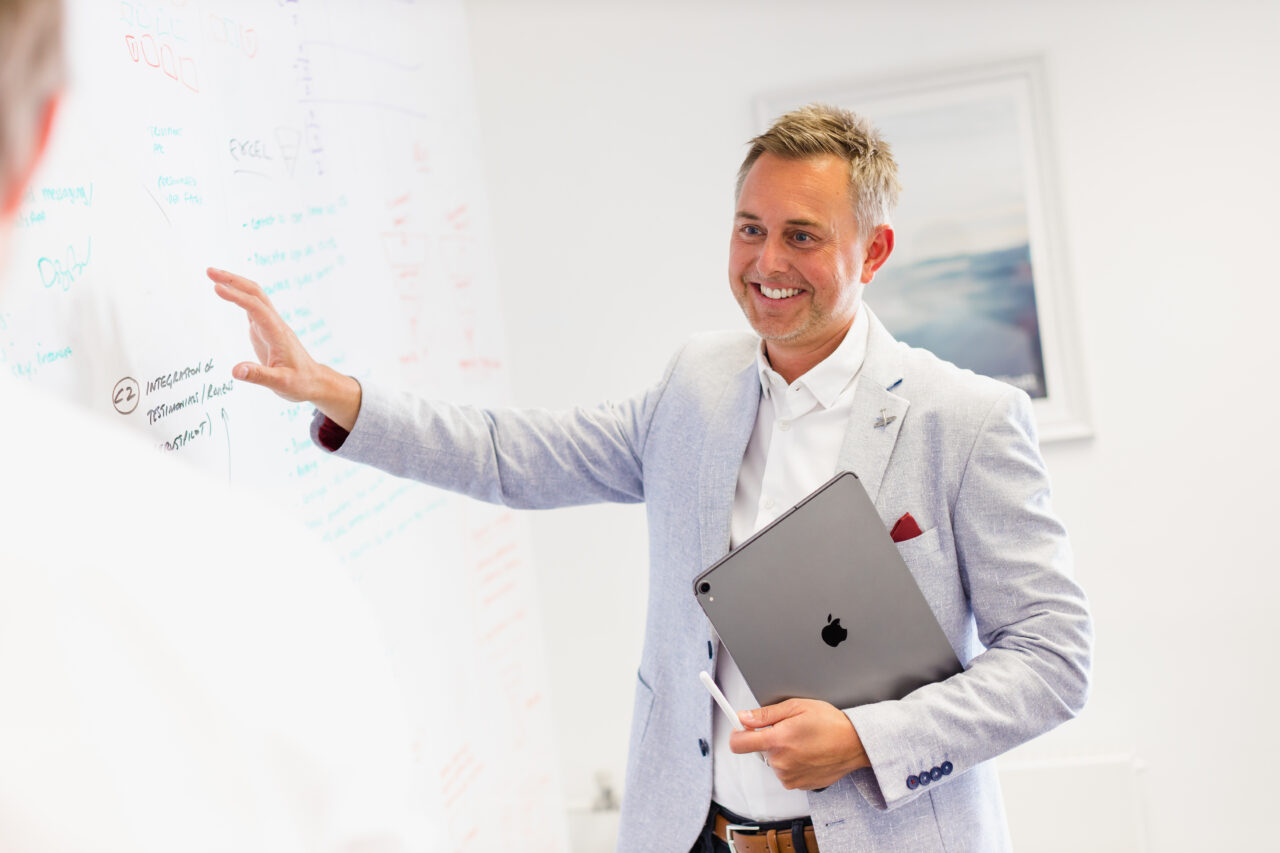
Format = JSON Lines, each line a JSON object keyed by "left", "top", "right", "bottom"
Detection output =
{"left": 890, "top": 512, "right": 923, "bottom": 543}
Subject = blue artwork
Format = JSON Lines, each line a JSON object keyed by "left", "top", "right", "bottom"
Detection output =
{"left": 866, "top": 93, "right": 1050, "bottom": 399}
{"left": 875, "top": 243, "right": 1045, "bottom": 398}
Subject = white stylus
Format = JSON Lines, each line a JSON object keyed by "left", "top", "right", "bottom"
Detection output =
{"left": 699, "top": 670, "right": 745, "bottom": 731}
{"left": 700, "top": 671, "right": 769, "bottom": 764}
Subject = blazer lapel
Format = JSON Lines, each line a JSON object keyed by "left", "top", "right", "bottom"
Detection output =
{"left": 836, "top": 309, "right": 908, "bottom": 507}
{"left": 697, "top": 358, "right": 761, "bottom": 572}
{"left": 697, "top": 309, "right": 904, "bottom": 567}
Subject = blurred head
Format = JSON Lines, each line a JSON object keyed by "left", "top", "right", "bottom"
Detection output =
{"left": 736, "top": 103, "right": 900, "bottom": 242}
{"left": 0, "top": 0, "right": 65, "bottom": 259}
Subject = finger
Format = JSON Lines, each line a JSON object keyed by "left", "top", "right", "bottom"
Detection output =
{"left": 212, "top": 277, "right": 268, "bottom": 314}
{"left": 207, "top": 266, "right": 265, "bottom": 296}
{"left": 741, "top": 698, "right": 801, "bottom": 728}
{"left": 209, "top": 268, "right": 277, "bottom": 313}
{"left": 232, "top": 361, "right": 295, "bottom": 396}
{"left": 728, "top": 728, "right": 771, "bottom": 755}
{"left": 213, "top": 280, "right": 291, "bottom": 338}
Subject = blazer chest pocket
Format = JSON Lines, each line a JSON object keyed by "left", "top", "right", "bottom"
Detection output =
{"left": 895, "top": 526, "right": 943, "bottom": 563}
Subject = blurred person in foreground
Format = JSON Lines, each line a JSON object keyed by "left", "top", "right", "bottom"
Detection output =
{"left": 0, "top": 2, "right": 416, "bottom": 850}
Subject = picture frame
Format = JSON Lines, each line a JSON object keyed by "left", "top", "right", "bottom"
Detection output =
{"left": 756, "top": 57, "right": 1091, "bottom": 442}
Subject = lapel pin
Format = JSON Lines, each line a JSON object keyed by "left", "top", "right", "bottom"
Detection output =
{"left": 874, "top": 408, "right": 897, "bottom": 429}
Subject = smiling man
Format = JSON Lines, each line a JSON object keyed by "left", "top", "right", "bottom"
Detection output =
{"left": 214, "top": 104, "right": 1092, "bottom": 853}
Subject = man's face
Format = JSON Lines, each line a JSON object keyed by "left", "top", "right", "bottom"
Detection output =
{"left": 729, "top": 152, "right": 888, "bottom": 370}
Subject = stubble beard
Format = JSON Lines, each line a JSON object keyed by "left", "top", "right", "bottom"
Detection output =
{"left": 737, "top": 277, "right": 824, "bottom": 344}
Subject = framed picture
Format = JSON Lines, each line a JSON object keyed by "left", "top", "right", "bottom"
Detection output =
{"left": 756, "top": 57, "right": 1091, "bottom": 442}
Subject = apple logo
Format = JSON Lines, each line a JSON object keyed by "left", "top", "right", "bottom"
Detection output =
{"left": 821, "top": 614, "right": 848, "bottom": 648}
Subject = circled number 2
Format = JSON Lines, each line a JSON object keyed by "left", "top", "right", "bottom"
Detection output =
{"left": 112, "top": 377, "right": 140, "bottom": 415}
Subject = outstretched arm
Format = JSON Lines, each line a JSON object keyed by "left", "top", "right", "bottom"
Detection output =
{"left": 209, "top": 267, "right": 362, "bottom": 430}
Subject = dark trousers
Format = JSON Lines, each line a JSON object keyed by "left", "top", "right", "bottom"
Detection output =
{"left": 688, "top": 833, "right": 731, "bottom": 853}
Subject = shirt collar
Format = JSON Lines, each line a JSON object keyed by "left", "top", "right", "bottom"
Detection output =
{"left": 755, "top": 306, "right": 870, "bottom": 410}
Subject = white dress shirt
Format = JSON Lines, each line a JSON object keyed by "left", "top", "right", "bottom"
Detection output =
{"left": 711, "top": 307, "right": 870, "bottom": 821}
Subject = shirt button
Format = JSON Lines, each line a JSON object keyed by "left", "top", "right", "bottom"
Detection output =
{"left": 763, "top": 497, "right": 776, "bottom": 511}
{"left": 778, "top": 420, "right": 791, "bottom": 431}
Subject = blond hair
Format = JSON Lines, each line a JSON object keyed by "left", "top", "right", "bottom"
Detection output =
{"left": 0, "top": 0, "right": 65, "bottom": 204}
{"left": 737, "top": 103, "right": 901, "bottom": 239}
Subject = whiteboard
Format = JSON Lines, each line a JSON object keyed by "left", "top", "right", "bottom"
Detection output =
{"left": 3, "top": 1, "right": 568, "bottom": 848}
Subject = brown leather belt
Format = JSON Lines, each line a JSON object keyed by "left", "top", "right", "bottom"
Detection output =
{"left": 713, "top": 812, "right": 819, "bottom": 853}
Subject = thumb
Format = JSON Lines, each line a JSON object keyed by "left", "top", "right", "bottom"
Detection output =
{"left": 740, "top": 699, "right": 801, "bottom": 728}
{"left": 233, "top": 361, "right": 293, "bottom": 396}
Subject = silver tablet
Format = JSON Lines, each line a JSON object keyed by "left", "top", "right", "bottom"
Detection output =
{"left": 693, "top": 471, "right": 962, "bottom": 709}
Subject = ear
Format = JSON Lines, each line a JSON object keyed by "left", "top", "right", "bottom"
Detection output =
{"left": 858, "top": 225, "right": 895, "bottom": 284}
{"left": 1, "top": 91, "right": 62, "bottom": 221}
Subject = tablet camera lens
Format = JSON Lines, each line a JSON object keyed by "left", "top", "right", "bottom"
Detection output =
{"left": 699, "top": 582, "right": 710, "bottom": 594}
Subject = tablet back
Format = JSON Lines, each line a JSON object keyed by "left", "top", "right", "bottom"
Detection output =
{"left": 693, "top": 471, "right": 962, "bottom": 709}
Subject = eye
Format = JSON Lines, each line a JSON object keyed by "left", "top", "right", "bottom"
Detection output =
{"left": 739, "top": 224, "right": 763, "bottom": 237}
{"left": 792, "top": 231, "right": 814, "bottom": 243}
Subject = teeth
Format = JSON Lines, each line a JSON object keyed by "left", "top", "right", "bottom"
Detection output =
{"left": 760, "top": 285, "right": 800, "bottom": 300}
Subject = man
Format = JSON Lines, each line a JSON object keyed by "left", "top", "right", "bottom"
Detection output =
{"left": 214, "top": 105, "right": 1092, "bottom": 852}
{"left": 0, "top": 2, "right": 415, "bottom": 849}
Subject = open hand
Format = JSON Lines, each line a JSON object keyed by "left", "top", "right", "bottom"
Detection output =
{"left": 210, "top": 267, "right": 361, "bottom": 429}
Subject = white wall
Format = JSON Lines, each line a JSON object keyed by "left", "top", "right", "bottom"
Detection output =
{"left": 462, "top": 1, "right": 1280, "bottom": 850}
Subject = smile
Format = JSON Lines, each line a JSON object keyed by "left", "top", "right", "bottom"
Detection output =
{"left": 756, "top": 284, "right": 801, "bottom": 300}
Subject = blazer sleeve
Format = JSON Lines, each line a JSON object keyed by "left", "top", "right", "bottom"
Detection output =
{"left": 310, "top": 354, "right": 682, "bottom": 509}
{"left": 842, "top": 387, "right": 1093, "bottom": 811}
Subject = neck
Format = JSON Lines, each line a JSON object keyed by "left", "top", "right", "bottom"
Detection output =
{"left": 763, "top": 324, "right": 854, "bottom": 385}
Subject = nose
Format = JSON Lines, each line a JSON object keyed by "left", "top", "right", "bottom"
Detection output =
{"left": 757, "top": 234, "right": 790, "bottom": 278}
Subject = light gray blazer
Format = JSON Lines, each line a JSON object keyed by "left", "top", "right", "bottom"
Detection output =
{"left": 322, "top": 310, "right": 1092, "bottom": 852}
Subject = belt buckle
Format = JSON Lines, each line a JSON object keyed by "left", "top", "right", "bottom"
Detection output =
{"left": 724, "top": 822, "right": 760, "bottom": 853}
